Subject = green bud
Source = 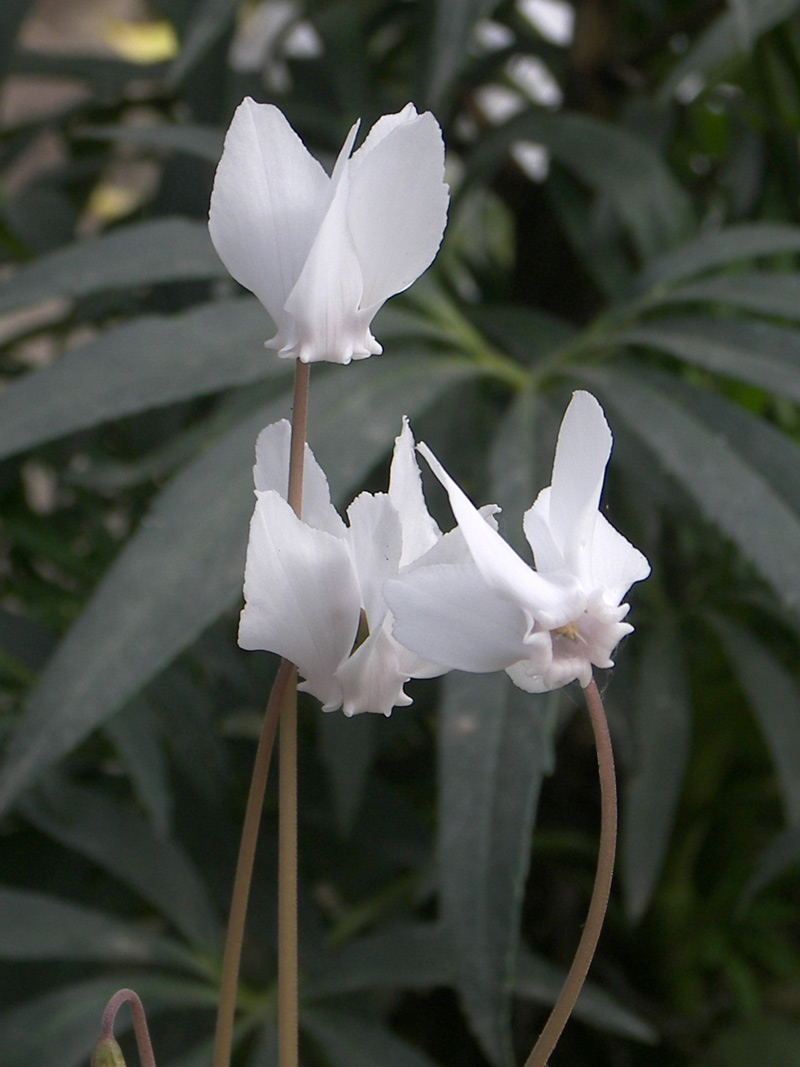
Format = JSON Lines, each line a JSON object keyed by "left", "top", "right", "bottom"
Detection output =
{"left": 91, "top": 1036, "right": 127, "bottom": 1067}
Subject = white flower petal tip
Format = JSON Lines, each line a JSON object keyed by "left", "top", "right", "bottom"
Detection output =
{"left": 238, "top": 418, "right": 449, "bottom": 715}
{"left": 389, "top": 391, "right": 650, "bottom": 693}
{"left": 209, "top": 98, "right": 449, "bottom": 364}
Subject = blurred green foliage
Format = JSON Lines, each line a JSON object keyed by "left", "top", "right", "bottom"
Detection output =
{"left": 3, "top": 0, "right": 800, "bottom": 1064}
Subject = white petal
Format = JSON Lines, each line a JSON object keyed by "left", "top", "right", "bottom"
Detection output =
{"left": 417, "top": 442, "right": 583, "bottom": 629}
{"left": 388, "top": 418, "right": 441, "bottom": 566}
{"left": 238, "top": 491, "right": 361, "bottom": 709}
{"left": 252, "top": 420, "right": 347, "bottom": 538}
{"left": 590, "top": 512, "right": 651, "bottom": 604}
{"left": 386, "top": 563, "right": 541, "bottom": 673}
{"left": 281, "top": 158, "right": 372, "bottom": 363}
{"left": 546, "top": 391, "right": 612, "bottom": 579}
{"left": 336, "top": 624, "right": 413, "bottom": 717}
{"left": 347, "top": 106, "right": 449, "bottom": 312}
{"left": 345, "top": 491, "right": 402, "bottom": 631}
{"left": 208, "top": 98, "right": 329, "bottom": 328}
{"left": 522, "top": 488, "right": 565, "bottom": 574}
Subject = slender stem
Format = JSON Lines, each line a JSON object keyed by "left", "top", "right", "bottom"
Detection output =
{"left": 278, "top": 358, "right": 309, "bottom": 1067}
{"left": 524, "top": 676, "right": 618, "bottom": 1067}
{"left": 213, "top": 660, "right": 294, "bottom": 1067}
{"left": 100, "top": 989, "right": 156, "bottom": 1067}
{"left": 212, "top": 359, "right": 311, "bottom": 1067}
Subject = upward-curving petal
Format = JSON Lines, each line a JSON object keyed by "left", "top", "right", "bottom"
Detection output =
{"left": 388, "top": 418, "right": 441, "bottom": 566}
{"left": 208, "top": 98, "right": 329, "bottom": 326}
{"left": 589, "top": 512, "right": 651, "bottom": 604}
{"left": 417, "top": 443, "right": 584, "bottom": 629}
{"left": 252, "top": 420, "right": 347, "bottom": 539}
{"left": 546, "top": 391, "right": 612, "bottom": 581}
{"left": 347, "top": 105, "right": 449, "bottom": 312}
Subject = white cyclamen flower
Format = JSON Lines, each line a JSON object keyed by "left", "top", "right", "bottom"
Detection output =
{"left": 386, "top": 391, "right": 650, "bottom": 692}
{"left": 208, "top": 98, "right": 449, "bottom": 364}
{"left": 238, "top": 418, "right": 449, "bottom": 715}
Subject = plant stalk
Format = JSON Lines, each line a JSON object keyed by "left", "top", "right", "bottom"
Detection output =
{"left": 100, "top": 989, "right": 156, "bottom": 1067}
{"left": 212, "top": 360, "right": 311, "bottom": 1067}
{"left": 523, "top": 676, "right": 617, "bottom": 1067}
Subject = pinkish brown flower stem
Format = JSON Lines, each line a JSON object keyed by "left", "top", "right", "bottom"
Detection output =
{"left": 98, "top": 989, "right": 156, "bottom": 1067}
{"left": 212, "top": 360, "right": 310, "bottom": 1067}
{"left": 524, "top": 675, "right": 617, "bottom": 1067}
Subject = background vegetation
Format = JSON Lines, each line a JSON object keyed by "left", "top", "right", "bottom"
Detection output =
{"left": 3, "top": 0, "right": 800, "bottom": 1063}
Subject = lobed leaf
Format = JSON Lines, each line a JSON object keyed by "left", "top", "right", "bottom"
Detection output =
{"left": 655, "top": 272, "right": 800, "bottom": 320}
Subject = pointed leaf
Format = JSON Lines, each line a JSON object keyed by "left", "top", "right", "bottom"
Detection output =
{"left": 622, "top": 617, "right": 691, "bottom": 920}
{"left": 0, "top": 298, "right": 279, "bottom": 460}
{"left": 657, "top": 272, "right": 800, "bottom": 320}
{"left": 422, "top": 0, "right": 504, "bottom": 107}
{"left": 710, "top": 615, "right": 800, "bottom": 825}
{"left": 22, "top": 781, "right": 220, "bottom": 951}
{"left": 303, "top": 1009, "right": 439, "bottom": 1067}
{"left": 467, "top": 112, "right": 692, "bottom": 259}
{"left": 514, "top": 949, "right": 658, "bottom": 1042}
{"left": 438, "top": 670, "right": 556, "bottom": 1065}
{"left": 304, "top": 923, "right": 450, "bottom": 999}
{"left": 0, "top": 886, "right": 186, "bottom": 966}
{"left": 740, "top": 824, "right": 800, "bottom": 906}
{"left": 0, "top": 218, "right": 224, "bottom": 315}
{"left": 318, "top": 711, "right": 378, "bottom": 835}
{"left": 105, "top": 699, "right": 173, "bottom": 836}
{"left": 632, "top": 222, "right": 800, "bottom": 295}
{"left": 618, "top": 317, "right": 800, "bottom": 403}
{"left": 78, "top": 123, "right": 224, "bottom": 162}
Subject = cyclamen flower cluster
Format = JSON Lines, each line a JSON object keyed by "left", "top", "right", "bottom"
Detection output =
{"left": 239, "top": 392, "right": 649, "bottom": 714}
{"left": 209, "top": 101, "right": 648, "bottom": 711}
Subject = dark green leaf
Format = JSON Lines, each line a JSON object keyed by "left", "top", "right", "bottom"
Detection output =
{"left": 580, "top": 366, "right": 800, "bottom": 617}
{"left": 304, "top": 923, "right": 450, "bottom": 999}
{"left": 0, "top": 298, "right": 278, "bottom": 460}
{"left": 422, "top": 0, "right": 503, "bottom": 107}
{"left": 622, "top": 617, "right": 691, "bottom": 921}
{"left": 318, "top": 711, "right": 378, "bottom": 836}
{"left": 78, "top": 123, "right": 224, "bottom": 163}
{"left": 694, "top": 1017, "right": 800, "bottom": 1067}
{"left": 466, "top": 112, "right": 692, "bottom": 259}
{"left": 740, "top": 825, "right": 800, "bottom": 906}
{"left": 617, "top": 317, "right": 800, "bottom": 403}
{"left": 438, "top": 671, "right": 556, "bottom": 1066}
{"left": 514, "top": 949, "right": 658, "bottom": 1042}
{"left": 709, "top": 615, "right": 800, "bottom": 824}
{"left": 105, "top": 699, "right": 173, "bottom": 836}
{"left": 0, "top": 886, "right": 187, "bottom": 966}
{"left": 0, "top": 0, "right": 32, "bottom": 79}
{"left": 165, "top": 0, "right": 239, "bottom": 88}
{"left": 0, "top": 218, "right": 224, "bottom": 315}
{"left": 632, "top": 223, "right": 800, "bottom": 295}
{"left": 303, "top": 1009, "right": 439, "bottom": 1067}
{"left": 661, "top": 0, "right": 800, "bottom": 100}
{"left": 657, "top": 272, "right": 800, "bottom": 320}
{"left": 22, "top": 781, "right": 219, "bottom": 951}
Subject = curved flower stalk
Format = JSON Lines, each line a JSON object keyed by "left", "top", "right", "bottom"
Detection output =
{"left": 386, "top": 391, "right": 650, "bottom": 692}
{"left": 208, "top": 98, "right": 449, "bottom": 364}
{"left": 239, "top": 417, "right": 456, "bottom": 715}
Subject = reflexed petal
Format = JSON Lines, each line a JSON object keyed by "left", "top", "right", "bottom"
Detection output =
{"left": 348, "top": 106, "right": 449, "bottom": 312}
{"left": 547, "top": 391, "right": 612, "bottom": 580}
{"left": 346, "top": 491, "right": 402, "bottom": 631}
{"left": 282, "top": 163, "right": 371, "bottom": 363}
{"left": 417, "top": 443, "right": 583, "bottom": 628}
{"left": 336, "top": 624, "right": 413, "bottom": 717}
{"left": 386, "top": 563, "right": 539, "bottom": 672}
{"left": 253, "top": 420, "right": 347, "bottom": 538}
{"left": 590, "top": 512, "right": 651, "bottom": 603}
{"left": 388, "top": 418, "right": 441, "bottom": 566}
{"left": 238, "top": 491, "right": 361, "bottom": 709}
{"left": 208, "top": 98, "right": 329, "bottom": 326}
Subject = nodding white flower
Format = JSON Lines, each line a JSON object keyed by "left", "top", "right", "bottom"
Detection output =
{"left": 208, "top": 98, "right": 449, "bottom": 364}
{"left": 238, "top": 419, "right": 450, "bottom": 716}
{"left": 386, "top": 391, "right": 650, "bottom": 692}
